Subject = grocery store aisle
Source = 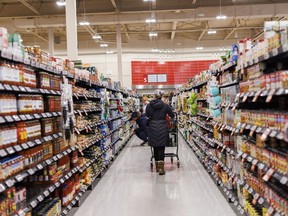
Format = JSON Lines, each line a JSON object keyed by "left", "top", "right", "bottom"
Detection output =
{"left": 74, "top": 135, "right": 236, "bottom": 216}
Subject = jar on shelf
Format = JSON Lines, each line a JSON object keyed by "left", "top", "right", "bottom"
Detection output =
{"left": 38, "top": 72, "right": 51, "bottom": 89}
{"left": 0, "top": 124, "right": 17, "bottom": 149}
{"left": 17, "top": 122, "right": 27, "bottom": 144}
{"left": 0, "top": 94, "right": 17, "bottom": 116}
{"left": 26, "top": 120, "right": 41, "bottom": 141}
{"left": 41, "top": 118, "right": 53, "bottom": 136}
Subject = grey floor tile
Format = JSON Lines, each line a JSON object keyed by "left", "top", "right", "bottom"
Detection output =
{"left": 74, "top": 135, "right": 236, "bottom": 216}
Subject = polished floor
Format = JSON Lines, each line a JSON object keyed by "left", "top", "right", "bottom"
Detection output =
{"left": 74, "top": 135, "right": 236, "bottom": 216}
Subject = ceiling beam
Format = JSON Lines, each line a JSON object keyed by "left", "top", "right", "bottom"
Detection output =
{"left": 29, "top": 31, "right": 48, "bottom": 42}
{"left": 171, "top": 21, "right": 177, "bottom": 40}
{"left": 92, "top": 26, "right": 264, "bottom": 35}
{"left": 224, "top": 20, "right": 240, "bottom": 40}
{"left": 224, "top": 28, "right": 236, "bottom": 40}
{"left": 18, "top": 0, "right": 39, "bottom": 15}
{"left": 123, "top": 24, "right": 130, "bottom": 40}
{"left": 197, "top": 29, "right": 206, "bottom": 41}
{"left": 110, "top": 0, "right": 118, "bottom": 11}
{"left": 197, "top": 21, "right": 208, "bottom": 41}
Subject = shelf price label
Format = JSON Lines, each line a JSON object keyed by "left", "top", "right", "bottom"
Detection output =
{"left": 263, "top": 168, "right": 275, "bottom": 182}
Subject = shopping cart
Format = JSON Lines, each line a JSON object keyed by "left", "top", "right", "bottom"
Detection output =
{"left": 150, "top": 113, "right": 180, "bottom": 170}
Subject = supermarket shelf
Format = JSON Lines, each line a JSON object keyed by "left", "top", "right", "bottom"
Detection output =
{"left": 197, "top": 112, "right": 212, "bottom": 119}
{"left": 174, "top": 81, "right": 208, "bottom": 95}
{"left": 212, "top": 139, "right": 236, "bottom": 157}
{"left": 221, "top": 102, "right": 239, "bottom": 110}
{"left": 211, "top": 61, "right": 237, "bottom": 76}
{"left": 201, "top": 121, "right": 286, "bottom": 215}
{"left": 0, "top": 83, "right": 61, "bottom": 95}
{"left": 180, "top": 130, "right": 246, "bottom": 216}
{"left": 189, "top": 118, "right": 214, "bottom": 133}
{"left": 238, "top": 88, "right": 288, "bottom": 102}
{"left": 212, "top": 121, "right": 239, "bottom": 134}
{"left": 221, "top": 61, "right": 237, "bottom": 72}
{"left": 237, "top": 151, "right": 288, "bottom": 186}
{"left": 78, "top": 121, "right": 127, "bottom": 151}
{"left": 0, "top": 141, "right": 77, "bottom": 194}
{"left": 189, "top": 128, "right": 215, "bottom": 148}
{"left": 76, "top": 115, "right": 125, "bottom": 133}
{"left": 241, "top": 179, "right": 282, "bottom": 216}
{"left": 192, "top": 81, "right": 208, "bottom": 89}
{"left": 60, "top": 133, "right": 134, "bottom": 216}
{"left": 197, "top": 98, "right": 207, "bottom": 102}
{"left": 74, "top": 108, "right": 101, "bottom": 116}
{"left": 73, "top": 93, "right": 101, "bottom": 100}
{"left": 27, "top": 149, "right": 107, "bottom": 212}
{"left": 109, "top": 107, "right": 118, "bottom": 110}
{"left": 0, "top": 111, "right": 61, "bottom": 125}
{"left": 210, "top": 170, "right": 245, "bottom": 216}
{"left": 73, "top": 78, "right": 127, "bottom": 95}
{"left": 0, "top": 132, "right": 62, "bottom": 159}
{"left": 236, "top": 45, "right": 288, "bottom": 72}
{"left": 109, "top": 98, "right": 120, "bottom": 100}
{"left": 219, "top": 80, "right": 239, "bottom": 89}
{"left": 236, "top": 122, "right": 285, "bottom": 141}
{"left": 0, "top": 51, "right": 63, "bottom": 76}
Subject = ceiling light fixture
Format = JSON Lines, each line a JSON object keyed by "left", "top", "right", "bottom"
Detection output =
{"left": 106, "top": 50, "right": 114, "bottom": 54}
{"left": 100, "top": 44, "right": 108, "bottom": 47}
{"left": 208, "top": 30, "right": 217, "bottom": 34}
{"left": 149, "top": 32, "right": 158, "bottom": 37}
{"left": 79, "top": 21, "right": 90, "bottom": 26}
{"left": 216, "top": 0, "right": 227, "bottom": 20}
{"left": 196, "top": 47, "right": 203, "bottom": 50}
{"left": 151, "top": 48, "right": 159, "bottom": 52}
{"left": 143, "top": 0, "right": 155, "bottom": 2}
{"left": 92, "top": 34, "right": 101, "bottom": 39}
{"left": 56, "top": 0, "right": 66, "bottom": 6}
{"left": 79, "top": 0, "right": 89, "bottom": 26}
{"left": 146, "top": 18, "right": 156, "bottom": 23}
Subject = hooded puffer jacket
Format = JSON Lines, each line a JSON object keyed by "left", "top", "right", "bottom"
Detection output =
{"left": 146, "top": 99, "right": 175, "bottom": 147}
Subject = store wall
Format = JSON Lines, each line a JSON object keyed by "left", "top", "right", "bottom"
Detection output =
{"left": 131, "top": 60, "right": 216, "bottom": 86}
{"left": 56, "top": 52, "right": 218, "bottom": 88}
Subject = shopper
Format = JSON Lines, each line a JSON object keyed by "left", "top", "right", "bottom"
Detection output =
{"left": 131, "top": 111, "right": 148, "bottom": 146}
{"left": 142, "top": 96, "right": 149, "bottom": 115}
{"left": 146, "top": 89, "right": 175, "bottom": 175}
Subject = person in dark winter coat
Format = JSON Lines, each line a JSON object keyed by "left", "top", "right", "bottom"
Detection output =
{"left": 146, "top": 89, "right": 175, "bottom": 175}
{"left": 131, "top": 111, "right": 148, "bottom": 146}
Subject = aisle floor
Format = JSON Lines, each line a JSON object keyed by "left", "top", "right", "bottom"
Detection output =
{"left": 74, "top": 135, "right": 236, "bottom": 216}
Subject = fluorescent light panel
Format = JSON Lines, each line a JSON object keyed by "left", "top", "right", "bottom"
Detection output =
{"left": 79, "top": 21, "right": 90, "bottom": 26}
{"left": 92, "top": 35, "right": 101, "bottom": 39}
{"left": 106, "top": 50, "right": 114, "bottom": 54}
{"left": 56, "top": 0, "right": 66, "bottom": 6}
{"left": 149, "top": 32, "right": 158, "bottom": 37}
{"left": 146, "top": 18, "right": 156, "bottom": 23}
{"left": 216, "top": 14, "right": 227, "bottom": 20}
{"left": 196, "top": 47, "right": 203, "bottom": 50}
{"left": 208, "top": 30, "right": 217, "bottom": 34}
{"left": 143, "top": 0, "right": 155, "bottom": 2}
{"left": 100, "top": 44, "right": 108, "bottom": 47}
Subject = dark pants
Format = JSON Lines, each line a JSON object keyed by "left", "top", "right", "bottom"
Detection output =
{"left": 135, "top": 129, "right": 148, "bottom": 142}
{"left": 153, "top": 146, "right": 165, "bottom": 161}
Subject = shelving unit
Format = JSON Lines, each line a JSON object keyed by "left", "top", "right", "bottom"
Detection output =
{"left": 177, "top": 23, "right": 288, "bottom": 216}
{"left": 0, "top": 44, "right": 137, "bottom": 216}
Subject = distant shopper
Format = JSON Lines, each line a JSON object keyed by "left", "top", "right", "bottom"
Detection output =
{"left": 142, "top": 96, "right": 149, "bottom": 115}
{"left": 146, "top": 89, "right": 175, "bottom": 175}
{"left": 131, "top": 111, "right": 148, "bottom": 146}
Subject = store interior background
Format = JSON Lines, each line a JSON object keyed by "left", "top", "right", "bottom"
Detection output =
{"left": 0, "top": 0, "right": 287, "bottom": 93}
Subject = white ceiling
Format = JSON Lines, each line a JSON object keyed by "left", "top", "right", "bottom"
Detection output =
{"left": 0, "top": 0, "right": 287, "bottom": 55}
